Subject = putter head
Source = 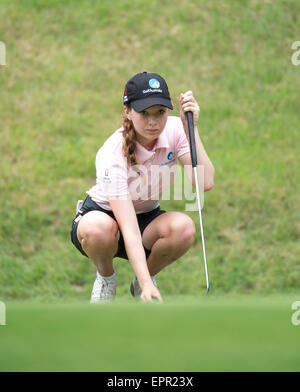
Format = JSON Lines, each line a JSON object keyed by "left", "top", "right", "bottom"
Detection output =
{"left": 206, "top": 285, "right": 210, "bottom": 297}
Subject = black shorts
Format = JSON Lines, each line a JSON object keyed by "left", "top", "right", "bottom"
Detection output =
{"left": 70, "top": 195, "right": 166, "bottom": 260}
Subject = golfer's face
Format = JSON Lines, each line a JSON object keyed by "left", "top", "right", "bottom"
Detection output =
{"left": 129, "top": 105, "right": 169, "bottom": 144}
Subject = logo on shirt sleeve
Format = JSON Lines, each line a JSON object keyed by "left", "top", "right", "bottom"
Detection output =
{"left": 102, "top": 168, "right": 111, "bottom": 183}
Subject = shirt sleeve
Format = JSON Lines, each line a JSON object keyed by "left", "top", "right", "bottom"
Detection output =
{"left": 95, "top": 152, "right": 129, "bottom": 197}
{"left": 174, "top": 117, "right": 190, "bottom": 158}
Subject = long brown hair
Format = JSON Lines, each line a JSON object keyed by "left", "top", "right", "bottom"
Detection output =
{"left": 121, "top": 104, "right": 141, "bottom": 167}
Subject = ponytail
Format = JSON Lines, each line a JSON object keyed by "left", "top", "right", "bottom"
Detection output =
{"left": 122, "top": 105, "right": 141, "bottom": 167}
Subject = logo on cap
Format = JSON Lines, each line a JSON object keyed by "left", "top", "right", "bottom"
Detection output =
{"left": 149, "top": 79, "right": 160, "bottom": 89}
{"left": 124, "top": 87, "right": 128, "bottom": 103}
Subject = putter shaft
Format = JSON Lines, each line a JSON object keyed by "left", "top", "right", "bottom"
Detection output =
{"left": 193, "top": 165, "right": 210, "bottom": 296}
{"left": 186, "top": 111, "right": 210, "bottom": 296}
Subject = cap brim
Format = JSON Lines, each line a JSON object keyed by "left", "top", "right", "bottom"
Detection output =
{"left": 131, "top": 97, "right": 173, "bottom": 112}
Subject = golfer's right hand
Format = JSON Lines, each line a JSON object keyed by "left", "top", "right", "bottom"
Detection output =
{"left": 140, "top": 282, "right": 163, "bottom": 303}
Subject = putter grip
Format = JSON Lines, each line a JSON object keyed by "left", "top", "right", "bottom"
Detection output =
{"left": 186, "top": 111, "right": 197, "bottom": 167}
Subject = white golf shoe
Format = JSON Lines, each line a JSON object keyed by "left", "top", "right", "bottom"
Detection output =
{"left": 90, "top": 271, "right": 116, "bottom": 304}
{"left": 130, "top": 275, "right": 157, "bottom": 298}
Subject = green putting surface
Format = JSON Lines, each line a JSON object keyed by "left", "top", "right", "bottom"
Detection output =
{"left": 1, "top": 295, "right": 299, "bottom": 372}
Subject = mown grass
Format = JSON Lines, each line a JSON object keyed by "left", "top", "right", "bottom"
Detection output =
{"left": 0, "top": 0, "right": 299, "bottom": 301}
{"left": 1, "top": 295, "right": 299, "bottom": 371}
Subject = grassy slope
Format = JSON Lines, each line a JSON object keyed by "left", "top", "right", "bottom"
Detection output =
{"left": 0, "top": 0, "right": 299, "bottom": 300}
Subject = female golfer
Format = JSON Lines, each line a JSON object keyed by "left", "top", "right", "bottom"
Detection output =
{"left": 70, "top": 72, "right": 214, "bottom": 303}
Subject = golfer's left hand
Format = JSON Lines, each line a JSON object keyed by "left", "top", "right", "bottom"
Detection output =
{"left": 180, "top": 91, "right": 200, "bottom": 131}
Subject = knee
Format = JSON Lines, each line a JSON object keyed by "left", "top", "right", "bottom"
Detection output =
{"left": 79, "top": 217, "right": 119, "bottom": 248}
{"left": 181, "top": 219, "right": 196, "bottom": 247}
{"left": 169, "top": 216, "right": 196, "bottom": 248}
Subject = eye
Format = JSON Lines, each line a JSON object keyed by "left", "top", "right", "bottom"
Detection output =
{"left": 141, "top": 110, "right": 148, "bottom": 116}
{"left": 159, "top": 110, "right": 166, "bottom": 115}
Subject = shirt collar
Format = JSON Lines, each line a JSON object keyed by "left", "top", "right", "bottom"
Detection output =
{"left": 136, "top": 129, "right": 169, "bottom": 161}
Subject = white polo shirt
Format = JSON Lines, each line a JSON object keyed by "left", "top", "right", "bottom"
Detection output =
{"left": 87, "top": 116, "right": 190, "bottom": 214}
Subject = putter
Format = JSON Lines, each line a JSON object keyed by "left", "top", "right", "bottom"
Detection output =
{"left": 186, "top": 111, "right": 210, "bottom": 296}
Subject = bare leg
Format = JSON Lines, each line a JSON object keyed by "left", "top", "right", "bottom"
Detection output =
{"left": 77, "top": 211, "right": 120, "bottom": 277}
{"left": 142, "top": 212, "right": 196, "bottom": 276}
